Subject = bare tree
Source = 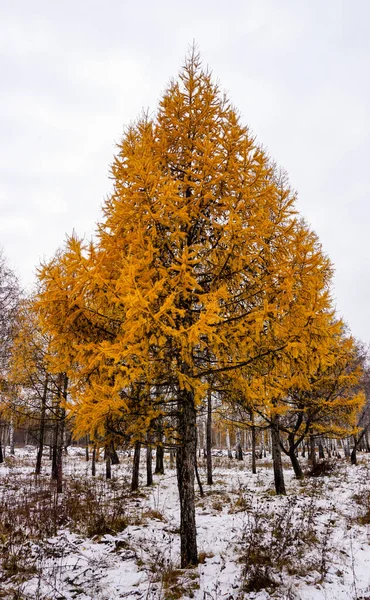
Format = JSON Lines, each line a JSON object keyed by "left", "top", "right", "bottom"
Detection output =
{"left": 0, "top": 250, "right": 20, "bottom": 462}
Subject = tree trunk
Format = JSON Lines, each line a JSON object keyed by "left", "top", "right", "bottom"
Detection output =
{"left": 170, "top": 447, "right": 175, "bottom": 469}
{"left": 226, "top": 428, "right": 232, "bottom": 458}
{"left": 176, "top": 388, "right": 198, "bottom": 567}
{"left": 106, "top": 451, "right": 112, "bottom": 479}
{"left": 110, "top": 443, "right": 120, "bottom": 464}
{"left": 309, "top": 435, "right": 316, "bottom": 466}
{"left": 0, "top": 421, "right": 5, "bottom": 464}
{"left": 36, "top": 374, "right": 48, "bottom": 475}
{"left": 202, "top": 418, "right": 207, "bottom": 457}
{"left": 56, "top": 409, "right": 65, "bottom": 493}
{"left": 271, "top": 418, "right": 286, "bottom": 495}
{"left": 318, "top": 440, "right": 325, "bottom": 459}
{"left": 206, "top": 388, "right": 213, "bottom": 485}
{"left": 194, "top": 434, "right": 204, "bottom": 497}
{"left": 56, "top": 375, "right": 67, "bottom": 493}
{"left": 92, "top": 445, "right": 96, "bottom": 476}
{"left": 48, "top": 432, "right": 53, "bottom": 460}
{"left": 197, "top": 425, "right": 201, "bottom": 458}
{"left": 235, "top": 428, "right": 243, "bottom": 460}
{"left": 146, "top": 441, "right": 153, "bottom": 486}
{"left": 131, "top": 441, "right": 141, "bottom": 491}
{"left": 250, "top": 411, "right": 256, "bottom": 474}
{"left": 155, "top": 445, "right": 164, "bottom": 475}
{"left": 259, "top": 431, "right": 264, "bottom": 459}
{"left": 288, "top": 437, "right": 304, "bottom": 479}
{"left": 154, "top": 416, "right": 164, "bottom": 474}
{"left": 351, "top": 435, "right": 358, "bottom": 465}
{"left": 327, "top": 439, "right": 332, "bottom": 458}
{"left": 55, "top": 375, "right": 68, "bottom": 492}
{"left": 51, "top": 418, "right": 59, "bottom": 480}
{"left": 344, "top": 438, "right": 350, "bottom": 458}
{"left": 9, "top": 418, "right": 15, "bottom": 456}
{"left": 85, "top": 436, "right": 89, "bottom": 462}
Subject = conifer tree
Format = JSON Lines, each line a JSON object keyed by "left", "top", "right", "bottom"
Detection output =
{"left": 7, "top": 297, "right": 72, "bottom": 483}
{"left": 37, "top": 50, "right": 348, "bottom": 565}
{"left": 280, "top": 329, "right": 365, "bottom": 475}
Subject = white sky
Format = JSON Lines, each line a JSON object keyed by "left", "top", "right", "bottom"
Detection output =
{"left": 1, "top": 0, "right": 370, "bottom": 343}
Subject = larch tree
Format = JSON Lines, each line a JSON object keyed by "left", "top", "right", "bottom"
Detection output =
{"left": 7, "top": 298, "right": 50, "bottom": 473}
{"left": 351, "top": 350, "right": 370, "bottom": 464}
{"left": 280, "top": 329, "right": 365, "bottom": 476}
{"left": 255, "top": 326, "right": 365, "bottom": 485}
{"left": 37, "top": 50, "right": 345, "bottom": 566}
{"left": 7, "top": 296, "right": 71, "bottom": 487}
{"left": 217, "top": 217, "right": 341, "bottom": 492}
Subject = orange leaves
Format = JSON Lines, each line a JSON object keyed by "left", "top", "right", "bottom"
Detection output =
{"left": 31, "top": 49, "right": 366, "bottom": 448}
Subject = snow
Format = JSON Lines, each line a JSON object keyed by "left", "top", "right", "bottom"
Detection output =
{"left": 1, "top": 448, "right": 370, "bottom": 599}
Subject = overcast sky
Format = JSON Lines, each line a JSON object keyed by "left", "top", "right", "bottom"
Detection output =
{"left": 1, "top": 0, "right": 370, "bottom": 343}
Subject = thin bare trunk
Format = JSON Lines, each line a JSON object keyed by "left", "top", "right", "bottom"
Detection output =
{"left": 9, "top": 418, "right": 15, "bottom": 456}
{"left": 36, "top": 374, "right": 48, "bottom": 475}
{"left": 131, "top": 441, "right": 141, "bottom": 491}
{"left": 235, "top": 428, "right": 243, "bottom": 460}
{"left": 309, "top": 435, "right": 316, "bottom": 466}
{"left": 226, "top": 428, "right": 232, "bottom": 458}
{"left": 250, "top": 411, "right": 256, "bottom": 474}
{"left": 51, "top": 419, "right": 59, "bottom": 480}
{"left": 351, "top": 435, "right": 358, "bottom": 465}
{"left": 92, "top": 445, "right": 96, "bottom": 476}
{"left": 106, "top": 451, "right": 112, "bottom": 479}
{"left": 202, "top": 418, "right": 207, "bottom": 457}
{"left": 318, "top": 439, "right": 325, "bottom": 459}
{"left": 194, "top": 431, "right": 204, "bottom": 497}
{"left": 56, "top": 374, "right": 67, "bottom": 493}
{"left": 155, "top": 417, "right": 164, "bottom": 474}
{"left": 206, "top": 388, "right": 213, "bottom": 485}
{"left": 271, "top": 417, "right": 286, "bottom": 495}
{"left": 56, "top": 410, "right": 64, "bottom": 493}
{"left": 146, "top": 440, "right": 153, "bottom": 486}
{"left": 194, "top": 454, "right": 204, "bottom": 497}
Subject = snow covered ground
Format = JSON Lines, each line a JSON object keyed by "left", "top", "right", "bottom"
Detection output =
{"left": 1, "top": 447, "right": 370, "bottom": 599}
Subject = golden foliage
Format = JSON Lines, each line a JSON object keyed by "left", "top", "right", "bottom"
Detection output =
{"left": 34, "top": 50, "right": 364, "bottom": 443}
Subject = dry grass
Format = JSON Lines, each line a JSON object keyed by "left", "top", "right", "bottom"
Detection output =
{"left": 353, "top": 490, "right": 370, "bottom": 525}
{"left": 142, "top": 508, "right": 166, "bottom": 522}
{"left": 239, "top": 495, "right": 330, "bottom": 593}
{"left": 307, "top": 460, "right": 336, "bottom": 478}
{"left": 0, "top": 471, "right": 128, "bottom": 590}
